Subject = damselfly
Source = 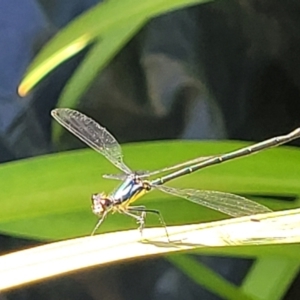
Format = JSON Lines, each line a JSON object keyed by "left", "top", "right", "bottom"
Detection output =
{"left": 51, "top": 108, "right": 300, "bottom": 238}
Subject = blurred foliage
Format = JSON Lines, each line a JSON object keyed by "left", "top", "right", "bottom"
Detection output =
{"left": 19, "top": 0, "right": 213, "bottom": 104}
{"left": 14, "top": 0, "right": 300, "bottom": 298}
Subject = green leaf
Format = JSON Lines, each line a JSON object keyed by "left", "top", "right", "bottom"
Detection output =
{"left": 0, "top": 140, "right": 299, "bottom": 240}
{"left": 242, "top": 257, "right": 300, "bottom": 300}
{"left": 168, "top": 254, "right": 256, "bottom": 300}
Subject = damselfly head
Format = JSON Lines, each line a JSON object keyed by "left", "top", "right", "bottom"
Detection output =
{"left": 91, "top": 193, "right": 112, "bottom": 216}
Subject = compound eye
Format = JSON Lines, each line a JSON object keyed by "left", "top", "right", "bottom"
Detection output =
{"left": 91, "top": 193, "right": 109, "bottom": 215}
{"left": 91, "top": 193, "right": 99, "bottom": 203}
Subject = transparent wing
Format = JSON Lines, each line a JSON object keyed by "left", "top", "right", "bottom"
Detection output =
{"left": 51, "top": 108, "right": 132, "bottom": 174}
{"left": 103, "top": 174, "right": 127, "bottom": 180}
{"left": 155, "top": 185, "right": 272, "bottom": 217}
{"left": 102, "top": 156, "right": 214, "bottom": 181}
